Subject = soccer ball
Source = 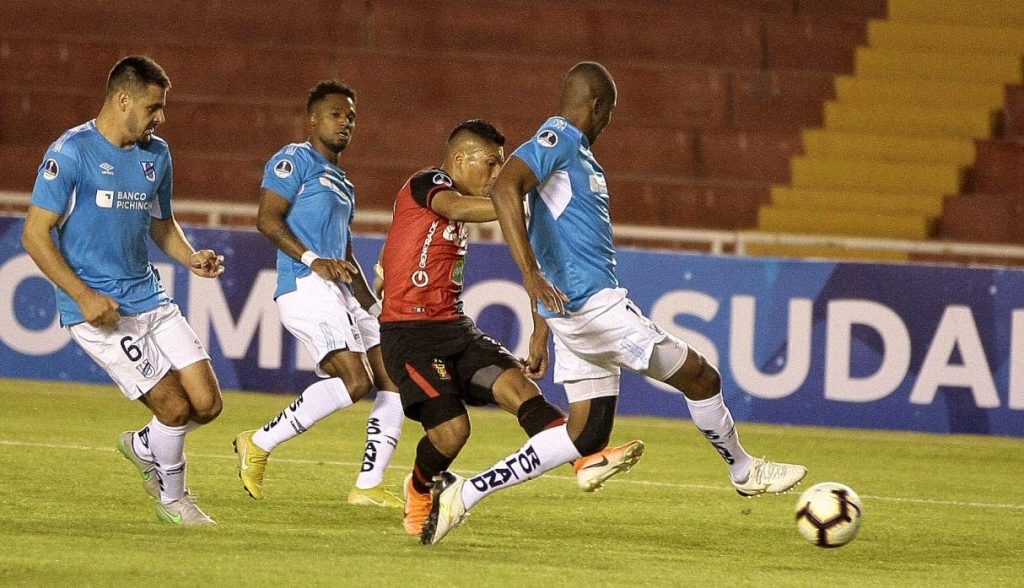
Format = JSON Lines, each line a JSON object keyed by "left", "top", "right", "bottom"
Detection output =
{"left": 794, "top": 482, "right": 863, "bottom": 548}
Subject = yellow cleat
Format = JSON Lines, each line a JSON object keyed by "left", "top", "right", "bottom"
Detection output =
{"left": 232, "top": 430, "right": 269, "bottom": 500}
{"left": 347, "top": 484, "right": 405, "bottom": 508}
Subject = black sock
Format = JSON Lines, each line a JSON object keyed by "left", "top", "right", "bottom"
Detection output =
{"left": 412, "top": 436, "right": 453, "bottom": 494}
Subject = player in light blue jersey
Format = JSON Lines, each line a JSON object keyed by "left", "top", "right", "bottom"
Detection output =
{"left": 490, "top": 62, "right": 807, "bottom": 500}
{"left": 232, "top": 80, "right": 405, "bottom": 508}
{"left": 22, "top": 56, "right": 225, "bottom": 525}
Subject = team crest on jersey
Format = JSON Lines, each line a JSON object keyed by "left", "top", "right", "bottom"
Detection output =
{"left": 537, "top": 130, "right": 558, "bottom": 148}
{"left": 42, "top": 159, "right": 59, "bottom": 180}
{"left": 432, "top": 359, "right": 450, "bottom": 381}
{"left": 136, "top": 359, "right": 156, "bottom": 378}
{"left": 140, "top": 161, "right": 156, "bottom": 182}
{"left": 432, "top": 172, "right": 453, "bottom": 187}
{"left": 274, "top": 159, "right": 294, "bottom": 178}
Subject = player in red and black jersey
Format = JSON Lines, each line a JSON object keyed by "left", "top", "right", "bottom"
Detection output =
{"left": 380, "top": 121, "right": 587, "bottom": 543}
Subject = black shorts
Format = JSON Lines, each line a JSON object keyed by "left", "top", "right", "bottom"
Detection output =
{"left": 379, "top": 317, "right": 521, "bottom": 421}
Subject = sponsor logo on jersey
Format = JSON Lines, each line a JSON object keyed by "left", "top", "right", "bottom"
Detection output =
{"left": 95, "top": 190, "right": 115, "bottom": 208}
{"left": 411, "top": 270, "right": 429, "bottom": 288}
{"left": 451, "top": 259, "right": 465, "bottom": 286}
{"left": 140, "top": 161, "right": 156, "bottom": 182}
{"left": 432, "top": 172, "right": 453, "bottom": 187}
{"left": 100, "top": 162, "right": 115, "bottom": 175}
{"left": 537, "top": 130, "right": 558, "bottom": 148}
{"left": 42, "top": 159, "right": 59, "bottom": 180}
{"left": 589, "top": 173, "right": 607, "bottom": 194}
{"left": 274, "top": 159, "right": 294, "bottom": 178}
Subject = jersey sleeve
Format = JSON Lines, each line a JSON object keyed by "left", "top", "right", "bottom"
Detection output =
{"left": 409, "top": 169, "right": 455, "bottom": 209}
{"left": 511, "top": 123, "right": 577, "bottom": 184}
{"left": 261, "top": 150, "right": 304, "bottom": 201}
{"left": 30, "top": 147, "right": 80, "bottom": 215}
{"left": 151, "top": 152, "right": 174, "bottom": 219}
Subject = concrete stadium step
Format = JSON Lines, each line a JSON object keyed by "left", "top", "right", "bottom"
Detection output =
{"left": 611, "top": 180, "right": 770, "bottom": 230}
{"left": 887, "top": 0, "right": 1024, "bottom": 28}
{"left": 758, "top": 205, "right": 933, "bottom": 239}
{"left": 972, "top": 140, "right": 1024, "bottom": 195}
{"left": 939, "top": 193, "right": 1024, "bottom": 244}
{"left": 761, "top": 17, "right": 868, "bottom": 73}
{"left": 854, "top": 48, "right": 1024, "bottom": 84}
{"left": 833, "top": 77, "right": 1007, "bottom": 110}
{"left": 801, "top": 129, "right": 975, "bottom": 166}
{"left": 1008, "top": 85, "right": 1024, "bottom": 138}
{"left": 743, "top": 242, "right": 909, "bottom": 262}
{"left": 867, "top": 20, "right": 1024, "bottom": 54}
{"left": 699, "top": 130, "right": 802, "bottom": 182}
{"left": 823, "top": 101, "right": 993, "bottom": 139}
{"left": 770, "top": 186, "right": 946, "bottom": 216}
{"left": 790, "top": 156, "right": 961, "bottom": 194}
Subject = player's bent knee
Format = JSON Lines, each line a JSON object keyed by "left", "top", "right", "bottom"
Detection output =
{"left": 646, "top": 335, "right": 689, "bottom": 382}
{"left": 191, "top": 394, "right": 223, "bottom": 424}
{"left": 667, "top": 350, "right": 721, "bottom": 401}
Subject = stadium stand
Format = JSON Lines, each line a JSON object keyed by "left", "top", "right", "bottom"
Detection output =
{"left": 1, "top": 0, "right": 1021, "bottom": 263}
{"left": 758, "top": 0, "right": 1024, "bottom": 260}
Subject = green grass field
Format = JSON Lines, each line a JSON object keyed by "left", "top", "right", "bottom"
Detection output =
{"left": 1, "top": 379, "right": 1022, "bottom": 587}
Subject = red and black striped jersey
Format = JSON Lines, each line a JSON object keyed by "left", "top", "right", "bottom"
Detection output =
{"left": 380, "top": 167, "right": 469, "bottom": 323}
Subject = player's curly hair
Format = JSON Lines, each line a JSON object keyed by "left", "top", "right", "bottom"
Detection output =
{"left": 447, "top": 119, "right": 505, "bottom": 147}
{"left": 307, "top": 80, "right": 356, "bottom": 114}
{"left": 107, "top": 56, "right": 171, "bottom": 96}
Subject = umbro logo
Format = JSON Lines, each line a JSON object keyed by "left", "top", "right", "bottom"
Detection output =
{"left": 99, "top": 162, "right": 115, "bottom": 175}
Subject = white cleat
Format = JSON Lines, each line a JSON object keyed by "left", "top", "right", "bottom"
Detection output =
{"left": 420, "top": 472, "right": 468, "bottom": 545}
{"left": 732, "top": 457, "right": 808, "bottom": 497}
{"left": 155, "top": 493, "right": 217, "bottom": 526}
{"left": 116, "top": 431, "right": 160, "bottom": 500}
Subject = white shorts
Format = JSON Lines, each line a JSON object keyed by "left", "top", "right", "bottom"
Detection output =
{"left": 547, "top": 288, "right": 671, "bottom": 387}
{"left": 276, "top": 273, "right": 381, "bottom": 377}
{"left": 69, "top": 303, "right": 209, "bottom": 400}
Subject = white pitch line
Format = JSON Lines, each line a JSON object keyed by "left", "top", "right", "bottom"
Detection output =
{"left": 3, "top": 438, "right": 1023, "bottom": 511}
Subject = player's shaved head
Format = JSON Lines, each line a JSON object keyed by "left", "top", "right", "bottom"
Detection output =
{"left": 560, "top": 62, "right": 616, "bottom": 110}
{"left": 558, "top": 61, "right": 617, "bottom": 144}
{"left": 106, "top": 55, "right": 170, "bottom": 97}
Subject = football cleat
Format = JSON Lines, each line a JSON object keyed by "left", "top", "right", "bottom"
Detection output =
{"left": 574, "top": 440, "right": 646, "bottom": 492}
{"left": 155, "top": 493, "right": 216, "bottom": 526}
{"left": 403, "top": 473, "right": 432, "bottom": 535}
{"left": 733, "top": 457, "right": 808, "bottom": 497}
{"left": 232, "top": 430, "right": 270, "bottom": 500}
{"left": 347, "top": 484, "right": 405, "bottom": 508}
{"left": 420, "top": 472, "right": 469, "bottom": 545}
{"left": 116, "top": 431, "right": 160, "bottom": 500}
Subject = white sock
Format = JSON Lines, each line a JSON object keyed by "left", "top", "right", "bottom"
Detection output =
{"left": 685, "top": 393, "right": 753, "bottom": 482}
{"left": 355, "top": 391, "right": 404, "bottom": 489}
{"left": 147, "top": 417, "right": 188, "bottom": 504}
{"left": 252, "top": 378, "right": 353, "bottom": 453}
{"left": 460, "top": 425, "right": 581, "bottom": 510}
{"left": 133, "top": 420, "right": 201, "bottom": 462}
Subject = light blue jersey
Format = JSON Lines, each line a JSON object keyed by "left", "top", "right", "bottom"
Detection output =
{"left": 262, "top": 142, "right": 356, "bottom": 299}
{"left": 30, "top": 120, "right": 173, "bottom": 326}
{"left": 512, "top": 116, "right": 618, "bottom": 317}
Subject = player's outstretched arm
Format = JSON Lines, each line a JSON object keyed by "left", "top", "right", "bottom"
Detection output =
{"left": 150, "top": 216, "right": 224, "bottom": 278}
{"left": 21, "top": 205, "right": 120, "bottom": 328}
{"left": 430, "top": 189, "right": 497, "bottom": 223}
{"left": 490, "top": 157, "right": 567, "bottom": 314}
{"left": 257, "top": 188, "right": 354, "bottom": 283}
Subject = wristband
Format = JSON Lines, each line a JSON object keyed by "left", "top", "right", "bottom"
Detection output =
{"left": 368, "top": 302, "right": 382, "bottom": 318}
{"left": 300, "top": 251, "right": 320, "bottom": 268}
